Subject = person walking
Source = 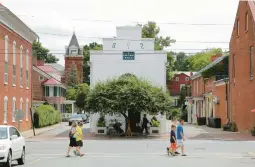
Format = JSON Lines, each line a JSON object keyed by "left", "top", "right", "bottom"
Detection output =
{"left": 176, "top": 119, "right": 187, "bottom": 156}
{"left": 141, "top": 114, "right": 149, "bottom": 134}
{"left": 66, "top": 122, "right": 77, "bottom": 157}
{"left": 75, "top": 121, "right": 85, "bottom": 157}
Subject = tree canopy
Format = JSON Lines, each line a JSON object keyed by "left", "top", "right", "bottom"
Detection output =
{"left": 66, "top": 62, "right": 78, "bottom": 88}
{"left": 86, "top": 75, "right": 172, "bottom": 120}
{"left": 32, "top": 41, "right": 59, "bottom": 63}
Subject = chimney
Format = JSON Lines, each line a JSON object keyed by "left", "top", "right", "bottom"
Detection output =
{"left": 190, "top": 72, "right": 193, "bottom": 76}
{"left": 210, "top": 53, "right": 222, "bottom": 62}
{"left": 37, "top": 60, "right": 45, "bottom": 66}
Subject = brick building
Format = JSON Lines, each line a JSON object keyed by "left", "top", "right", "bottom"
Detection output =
{"left": 229, "top": 0, "right": 255, "bottom": 131}
{"left": 188, "top": 55, "right": 228, "bottom": 124}
{"left": 0, "top": 4, "right": 38, "bottom": 131}
{"left": 167, "top": 72, "right": 193, "bottom": 106}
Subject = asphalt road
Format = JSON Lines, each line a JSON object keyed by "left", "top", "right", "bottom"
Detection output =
{"left": 18, "top": 138, "right": 255, "bottom": 167}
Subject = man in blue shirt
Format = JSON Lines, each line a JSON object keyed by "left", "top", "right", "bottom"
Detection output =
{"left": 176, "top": 119, "right": 187, "bottom": 156}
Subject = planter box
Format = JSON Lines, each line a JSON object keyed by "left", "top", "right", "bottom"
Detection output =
{"left": 207, "top": 118, "right": 221, "bottom": 128}
{"left": 96, "top": 127, "right": 107, "bottom": 135}
{"left": 150, "top": 127, "right": 160, "bottom": 134}
{"left": 197, "top": 117, "right": 206, "bottom": 126}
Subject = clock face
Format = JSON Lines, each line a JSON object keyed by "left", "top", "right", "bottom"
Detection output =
{"left": 111, "top": 41, "right": 145, "bottom": 50}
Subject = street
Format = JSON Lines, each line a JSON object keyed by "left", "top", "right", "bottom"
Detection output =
{"left": 18, "top": 124, "right": 255, "bottom": 167}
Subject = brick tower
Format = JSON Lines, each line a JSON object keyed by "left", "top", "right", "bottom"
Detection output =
{"left": 62, "top": 32, "right": 83, "bottom": 84}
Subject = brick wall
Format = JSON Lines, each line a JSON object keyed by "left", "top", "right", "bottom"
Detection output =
{"left": 229, "top": 1, "right": 255, "bottom": 131}
{"left": 167, "top": 73, "right": 191, "bottom": 96}
{"left": 32, "top": 68, "right": 45, "bottom": 101}
{"left": 64, "top": 57, "right": 83, "bottom": 84}
{"left": 0, "top": 24, "right": 32, "bottom": 131}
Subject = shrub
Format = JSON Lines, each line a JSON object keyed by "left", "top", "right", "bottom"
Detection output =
{"left": 33, "top": 105, "right": 61, "bottom": 128}
{"left": 151, "top": 119, "right": 160, "bottom": 127}
{"left": 250, "top": 125, "right": 255, "bottom": 136}
{"left": 229, "top": 122, "right": 238, "bottom": 132}
{"left": 97, "top": 114, "right": 106, "bottom": 127}
{"left": 170, "top": 107, "right": 181, "bottom": 120}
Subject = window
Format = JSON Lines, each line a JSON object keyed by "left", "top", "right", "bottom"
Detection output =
{"left": 49, "top": 87, "right": 53, "bottom": 97}
{"left": 185, "top": 77, "right": 189, "bottom": 81}
{"left": 232, "top": 54, "right": 236, "bottom": 80}
{"left": 20, "top": 98, "right": 23, "bottom": 121}
{"left": 250, "top": 47, "right": 254, "bottom": 79}
{"left": 45, "top": 86, "right": 49, "bottom": 96}
{"left": 20, "top": 46, "right": 23, "bottom": 87}
{"left": 26, "top": 50, "right": 29, "bottom": 88}
{"left": 4, "top": 35, "right": 8, "bottom": 84}
{"left": 11, "top": 127, "right": 20, "bottom": 137}
{"left": 13, "top": 41, "right": 16, "bottom": 86}
{"left": 26, "top": 99, "right": 29, "bottom": 121}
{"left": 12, "top": 97, "right": 16, "bottom": 122}
{"left": 245, "top": 13, "right": 249, "bottom": 32}
{"left": 176, "top": 77, "right": 179, "bottom": 81}
{"left": 193, "top": 81, "right": 196, "bottom": 94}
{"left": 4, "top": 96, "right": 8, "bottom": 124}
{"left": 237, "top": 19, "right": 240, "bottom": 36}
{"left": 39, "top": 76, "right": 44, "bottom": 81}
{"left": 196, "top": 81, "right": 198, "bottom": 94}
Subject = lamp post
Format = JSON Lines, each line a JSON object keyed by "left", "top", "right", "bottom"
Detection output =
{"left": 223, "top": 77, "right": 229, "bottom": 119}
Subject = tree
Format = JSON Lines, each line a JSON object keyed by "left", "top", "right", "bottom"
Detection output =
{"left": 32, "top": 41, "right": 59, "bottom": 63}
{"left": 83, "top": 42, "right": 103, "bottom": 85}
{"left": 174, "top": 52, "right": 189, "bottom": 71}
{"left": 86, "top": 75, "right": 172, "bottom": 130}
{"left": 66, "top": 62, "right": 78, "bottom": 88}
{"left": 66, "top": 88, "right": 77, "bottom": 100}
{"left": 75, "top": 83, "right": 90, "bottom": 112}
{"left": 186, "top": 48, "right": 223, "bottom": 71}
{"left": 166, "top": 52, "right": 175, "bottom": 81}
{"left": 179, "top": 86, "right": 186, "bottom": 107}
{"left": 140, "top": 21, "right": 176, "bottom": 50}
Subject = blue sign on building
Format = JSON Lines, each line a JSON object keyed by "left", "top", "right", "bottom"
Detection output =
{"left": 123, "top": 52, "right": 135, "bottom": 60}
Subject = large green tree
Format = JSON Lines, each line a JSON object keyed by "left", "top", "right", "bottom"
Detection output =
{"left": 75, "top": 83, "right": 90, "bottom": 112}
{"left": 186, "top": 48, "right": 223, "bottom": 71}
{"left": 32, "top": 41, "right": 59, "bottom": 63}
{"left": 86, "top": 75, "right": 172, "bottom": 130}
{"left": 174, "top": 52, "right": 189, "bottom": 71}
{"left": 66, "top": 62, "right": 78, "bottom": 88}
{"left": 83, "top": 42, "right": 103, "bottom": 85}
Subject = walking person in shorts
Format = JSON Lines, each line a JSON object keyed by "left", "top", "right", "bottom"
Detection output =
{"left": 176, "top": 119, "right": 187, "bottom": 156}
{"left": 75, "top": 121, "right": 85, "bottom": 157}
{"left": 66, "top": 122, "right": 77, "bottom": 157}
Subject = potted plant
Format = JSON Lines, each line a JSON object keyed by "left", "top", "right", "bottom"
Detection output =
{"left": 96, "top": 114, "right": 107, "bottom": 135}
{"left": 250, "top": 125, "right": 255, "bottom": 136}
{"left": 150, "top": 116, "right": 160, "bottom": 134}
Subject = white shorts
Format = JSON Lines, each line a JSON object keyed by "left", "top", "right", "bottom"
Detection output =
{"left": 177, "top": 139, "right": 184, "bottom": 147}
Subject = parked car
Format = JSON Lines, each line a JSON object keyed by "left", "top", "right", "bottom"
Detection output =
{"left": 80, "top": 114, "right": 89, "bottom": 123}
{"left": 68, "top": 115, "right": 83, "bottom": 126}
{"left": 0, "top": 125, "right": 25, "bottom": 167}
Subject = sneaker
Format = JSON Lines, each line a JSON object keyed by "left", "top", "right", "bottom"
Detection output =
{"left": 175, "top": 151, "right": 180, "bottom": 154}
{"left": 80, "top": 153, "right": 85, "bottom": 157}
{"left": 181, "top": 154, "right": 187, "bottom": 156}
{"left": 66, "top": 155, "right": 71, "bottom": 157}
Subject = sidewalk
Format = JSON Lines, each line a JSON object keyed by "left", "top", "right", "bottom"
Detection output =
{"left": 21, "top": 123, "right": 62, "bottom": 139}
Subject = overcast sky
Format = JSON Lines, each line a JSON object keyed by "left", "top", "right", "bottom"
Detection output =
{"left": 2, "top": 0, "right": 239, "bottom": 65}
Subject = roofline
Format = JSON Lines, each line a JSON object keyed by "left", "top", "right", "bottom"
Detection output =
{"left": 0, "top": 5, "right": 39, "bottom": 40}
{"left": 190, "top": 54, "right": 229, "bottom": 80}
{"left": 33, "top": 66, "right": 51, "bottom": 79}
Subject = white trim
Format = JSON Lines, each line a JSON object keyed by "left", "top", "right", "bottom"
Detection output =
{"left": 4, "top": 35, "right": 8, "bottom": 61}
{"left": 33, "top": 66, "right": 51, "bottom": 79}
{"left": 12, "top": 97, "right": 16, "bottom": 123}
{"left": 192, "top": 97, "right": 204, "bottom": 101}
{"left": 214, "top": 79, "right": 228, "bottom": 87}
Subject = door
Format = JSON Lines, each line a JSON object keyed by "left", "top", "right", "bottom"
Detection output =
{"left": 10, "top": 127, "right": 23, "bottom": 159}
{"left": 128, "top": 110, "right": 141, "bottom": 133}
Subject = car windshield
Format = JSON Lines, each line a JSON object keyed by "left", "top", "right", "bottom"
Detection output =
{"left": 71, "top": 115, "right": 82, "bottom": 119}
{"left": 0, "top": 127, "right": 8, "bottom": 140}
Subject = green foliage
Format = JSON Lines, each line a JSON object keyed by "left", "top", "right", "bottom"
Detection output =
{"left": 83, "top": 43, "right": 103, "bottom": 85}
{"left": 139, "top": 21, "right": 176, "bottom": 50}
{"left": 151, "top": 116, "right": 160, "bottom": 127}
{"left": 97, "top": 114, "right": 106, "bottom": 127}
{"left": 186, "top": 48, "right": 223, "bottom": 71}
{"left": 179, "top": 87, "right": 186, "bottom": 107}
{"left": 166, "top": 52, "right": 175, "bottom": 81}
{"left": 171, "top": 107, "right": 181, "bottom": 119}
{"left": 66, "top": 88, "right": 77, "bottom": 100}
{"left": 174, "top": 52, "right": 189, "bottom": 71}
{"left": 32, "top": 41, "right": 59, "bottom": 63}
{"left": 75, "top": 83, "right": 90, "bottom": 111}
{"left": 229, "top": 122, "right": 238, "bottom": 132}
{"left": 66, "top": 62, "right": 78, "bottom": 88}
{"left": 86, "top": 75, "right": 172, "bottom": 118}
{"left": 34, "top": 105, "right": 61, "bottom": 128}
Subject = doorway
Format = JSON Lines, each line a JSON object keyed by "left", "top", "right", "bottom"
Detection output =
{"left": 128, "top": 110, "right": 141, "bottom": 133}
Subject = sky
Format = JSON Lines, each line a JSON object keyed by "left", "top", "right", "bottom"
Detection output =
{"left": 1, "top": 0, "right": 240, "bottom": 66}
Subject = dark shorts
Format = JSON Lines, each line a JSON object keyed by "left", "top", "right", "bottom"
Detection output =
{"left": 76, "top": 140, "right": 83, "bottom": 147}
{"left": 69, "top": 137, "right": 77, "bottom": 147}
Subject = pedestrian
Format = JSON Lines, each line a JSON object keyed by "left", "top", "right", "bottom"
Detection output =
{"left": 66, "top": 121, "right": 77, "bottom": 157}
{"left": 141, "top": 114, "right": 149, "bottom": 134}
{"left": 168, "top": 124, "right": 177, "bottom": 156}
{"left": 176, "top": 119, "right": 187, "bottom": 156}
{"left": 75, "top": 121, "right": 85, "bottom": 157}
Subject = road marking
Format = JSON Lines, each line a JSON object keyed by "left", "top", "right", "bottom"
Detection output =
{"left": 29, "top": 158, "right": 40, "bottom": 164}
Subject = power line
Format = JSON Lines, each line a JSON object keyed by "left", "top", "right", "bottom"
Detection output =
{"left": 17, "top": 14, "right": 232, "bottom": 26}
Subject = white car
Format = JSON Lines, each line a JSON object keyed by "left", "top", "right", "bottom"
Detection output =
{"left": 0, "top": 125, "right": 25, "bottom": 167}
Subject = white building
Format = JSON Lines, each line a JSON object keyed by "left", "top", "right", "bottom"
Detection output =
{"left": 89, "top": 26, "right": 168, "bottom": 134}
